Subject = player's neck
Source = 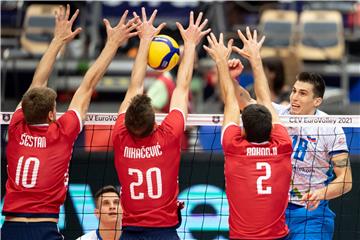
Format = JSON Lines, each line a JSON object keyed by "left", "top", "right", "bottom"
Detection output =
{"left": 99, "top": 223, "right": 121, "bottom": 240}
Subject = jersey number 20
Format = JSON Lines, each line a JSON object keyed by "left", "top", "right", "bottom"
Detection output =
{"left": 15, "top": 156, "right": 40, "bottom": 188}
{"left": 256, "top": 162, "right": 272, "bottom": 194}
{"left": 128, "top": 167, "right": 162, "bottom": 200}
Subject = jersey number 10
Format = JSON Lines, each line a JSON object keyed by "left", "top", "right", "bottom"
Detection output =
{"left": 15, "top": 156, "right": 40, "bottom": 188}
{"left": 128, "top": 167, "right": 162, "bottom": 200}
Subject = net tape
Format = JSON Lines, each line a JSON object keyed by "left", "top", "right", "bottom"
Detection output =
{"left": 1, "top": 112, "right": 359, "bottom": 127}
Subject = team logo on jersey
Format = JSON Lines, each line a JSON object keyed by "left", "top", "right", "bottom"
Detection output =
{"left": 2, "top": 114, "right": 10, "bottom": 122}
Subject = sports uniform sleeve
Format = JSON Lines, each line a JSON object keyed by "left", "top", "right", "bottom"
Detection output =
{"left": 271, "top": 124, "right": 292, "bottom": 144}
{"left": 161, "top": 109, "right": 185, "bottom": 138}
{"left": 57, "top": 109, "right": 83, "bottom": 141}
{"left": 8, "top": 108, "right": 24, "bottom": 134}
{"left": 112, "top": 113, "right": 126, "bottom": 142}
{"left": 271, "top": 124, "right": 293, "bottom": 153}
{"left": 221, "top": 123, "right": 241, "bottom": 152}
{"left": 326, "top": 126, "right": 349, "bottom": 156}
{"left": 272, "top": 102, "right": 289, "bottom": 115}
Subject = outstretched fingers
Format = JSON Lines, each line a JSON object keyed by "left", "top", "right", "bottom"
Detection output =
{"left": 195, "top": 12, "right": 203, "bottom": 26}
{"left": 103, "top": 18, "right": 111, "bottom": 30}
{"left": 227, "top": 38, "right": 234, "bottom": 50}
{"left": 141, "top": 7, "right": 147, "bottom": 21}
{"left": 245, "top": 26, "right": 252, "bottom": 40}
{"left": 118, "top": 10, "right": 129, "bottom": 27}
{"left": 155, "top": 22, "right": 167, "bottom": 33}
{"left": 65, "top": 4, "right": 70, "bottom": 20}
{"left": 237, "top": 29, "right": 247, "bottom": 43}
{"left": 148, "top": 9, "right": 158, "bottom": 24}
{"left": 176, "top": 22, "right": 185, "bottom": 32}
{"left": 69, "top": 9, "right": 80, "bottom": 25}
{"left": 189, "top": 11, "right": 194, "bottom": 26}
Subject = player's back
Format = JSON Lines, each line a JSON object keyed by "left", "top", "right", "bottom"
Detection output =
{"left": 3, "top": 108, "right": 81, "bottom": 217}
{"left": 222, "top": 123, "right": 292, "bottom": 239}
{"left": 112, "top": 109, "right": 184, "bottom": 228}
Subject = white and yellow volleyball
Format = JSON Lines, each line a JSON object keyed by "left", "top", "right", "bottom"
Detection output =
{"left": 148, "top": 35, "right": 180, "bottom": 72}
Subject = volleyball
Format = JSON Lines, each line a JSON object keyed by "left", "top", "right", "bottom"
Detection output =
{"left": 148, "top": 35, "right": 180, "bottom": 72}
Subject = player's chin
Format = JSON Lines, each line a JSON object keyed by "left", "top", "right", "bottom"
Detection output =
{"left": 290, "top": 107, "right": 302, "bottom": 115}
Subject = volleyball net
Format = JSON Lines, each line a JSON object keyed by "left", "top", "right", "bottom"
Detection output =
{"left": 0, "top": 112, "right": 359, "bottom": 239}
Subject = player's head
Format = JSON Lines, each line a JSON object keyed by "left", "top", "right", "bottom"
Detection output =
{"left": 290, "top": 72, "right": 325, "bottom": 115}
{"left": 94, "top": 185, "right": 122, "bottom": 226}
{"left": 242, "top": 104, "right": 272, "bottom": 143}
{"left": 125, "top": 94, "right": 155, "bottom": 137}
{"left": 21, "top": 87, "right": 57, "bottom": 124}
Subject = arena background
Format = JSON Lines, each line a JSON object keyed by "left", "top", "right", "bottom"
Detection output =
{"left": 1, "top": 1, "right": 360, "bottom": 239}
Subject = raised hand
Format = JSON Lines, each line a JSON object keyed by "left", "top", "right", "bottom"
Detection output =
{"left": 232, "top": 26, "right": 265, "bottom": 60}
{"left": 54, "top": 4, "right": 82, "bottom": 44}
{"left": 228, "top": 58, "right": 244, "bottom": 80}
{"left": 176, "top": 11, "right": 211, "bottom": 46}
{"left": 203, "top": 32, "right": 233, "bottom": 62}
{"left": 133, "top": 7, "right": 166, "bottom": 40}
{"left": 103, "top": 10, "right": 140, "bottom": 47}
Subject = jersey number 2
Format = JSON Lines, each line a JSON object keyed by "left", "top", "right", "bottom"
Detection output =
{"left": 256, "top": 162, "right": 272, "bottom": 194}
{"left": 15, "top": 156, "right": 40, "bottom": 188}
{"left": 128, "top": 167, "right": 162, "bottom": 200}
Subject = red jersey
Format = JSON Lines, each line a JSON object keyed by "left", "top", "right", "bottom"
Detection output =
{"left": 112, "top": 109, "right": 185, "bottom": 227}
{"left": 222, "top": 123, "right": 292, "bottom": 239}
{"left": 3, "top": 108, "right": 82, "bottom": 218}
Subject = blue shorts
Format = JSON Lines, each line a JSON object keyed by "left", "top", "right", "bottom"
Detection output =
{"left": 285, "top": 201, "right": 335, "bottom": 240}
{"left": 1, "top": 221, "right": 63, "bottom": 240}
{"left": 120, "top": 228, "right": 179, "bottom": 240}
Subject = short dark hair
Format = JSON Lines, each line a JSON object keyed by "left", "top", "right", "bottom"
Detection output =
{"left": 22, "top": 87, "right": 57, "bottom": 124}
{"left": 95, "top": 185, "right": 120, "bottom": 208}
{"left": 296, "top": 72, "right": 325, "bottom": 98}
{"left": 242, "top": 104, "right": 272, "bottom": 143}
{"left": 125, "top": 94, "right": 155, "bottom": 137}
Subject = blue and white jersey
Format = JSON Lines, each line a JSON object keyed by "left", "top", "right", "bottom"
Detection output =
{"left": 76, "top": 230, "right": 101, "bottom": 240}
{"left": 273, "top": 103, "right": 349, "bottom": 205}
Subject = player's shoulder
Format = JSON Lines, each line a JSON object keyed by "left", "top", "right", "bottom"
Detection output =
{"left": 315, "top": 108, "right": 328, "bottom": 116}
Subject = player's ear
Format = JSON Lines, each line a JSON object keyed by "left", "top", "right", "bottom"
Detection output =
{"left": 313, "top": 97, "right": 322, "bottom": 108}
{"left": 48, "top": 110, "right": 55, "bottom": 123}
{"left": 94, "top": 208, "right": 100, "bottom": 218}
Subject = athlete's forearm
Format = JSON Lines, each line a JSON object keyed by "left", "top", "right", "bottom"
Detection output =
{"left": 175, "top": 43, "right": 195, "bottom": 93}
{"left": 316, "top": 172, "right": 352, "bottom": 200}
{"left": 250, "top": 55, "right": 271, "bottom": 105}
{"left": 81, "top": 41, "right": 118, "bottom": 91}
{"left": 31, "top": 39, "right": 64, "bottom": 89}
{"left": 128, "top": 38, "right": 152, "bottom": 93}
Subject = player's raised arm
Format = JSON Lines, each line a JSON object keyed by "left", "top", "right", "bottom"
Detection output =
{"left": 69, "top": 10, "right": 139, "bottom": 120}
{"left": 233, "top": 27, "right": 280, "bottom": 123}
{"left": 16, "top": 4, "right": 81, "bottom": 109}
{"left": 118, "top": 8, "right": 166, "bottom": 114}
{"left": 170, "top": 11, "right": 210, "bottom": 116}
{"left": 227, "top": 58, "right": 255, "bottom": 111}
{"left": 203, "top": 33, "right": 240, "bottom": 126}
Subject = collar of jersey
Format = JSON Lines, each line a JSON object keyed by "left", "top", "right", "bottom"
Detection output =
{"left": 249, "top": 141, "right": 270, "bottom": 145}
{"left": 29, "top": 123, "right": 49, "bottom": 126}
